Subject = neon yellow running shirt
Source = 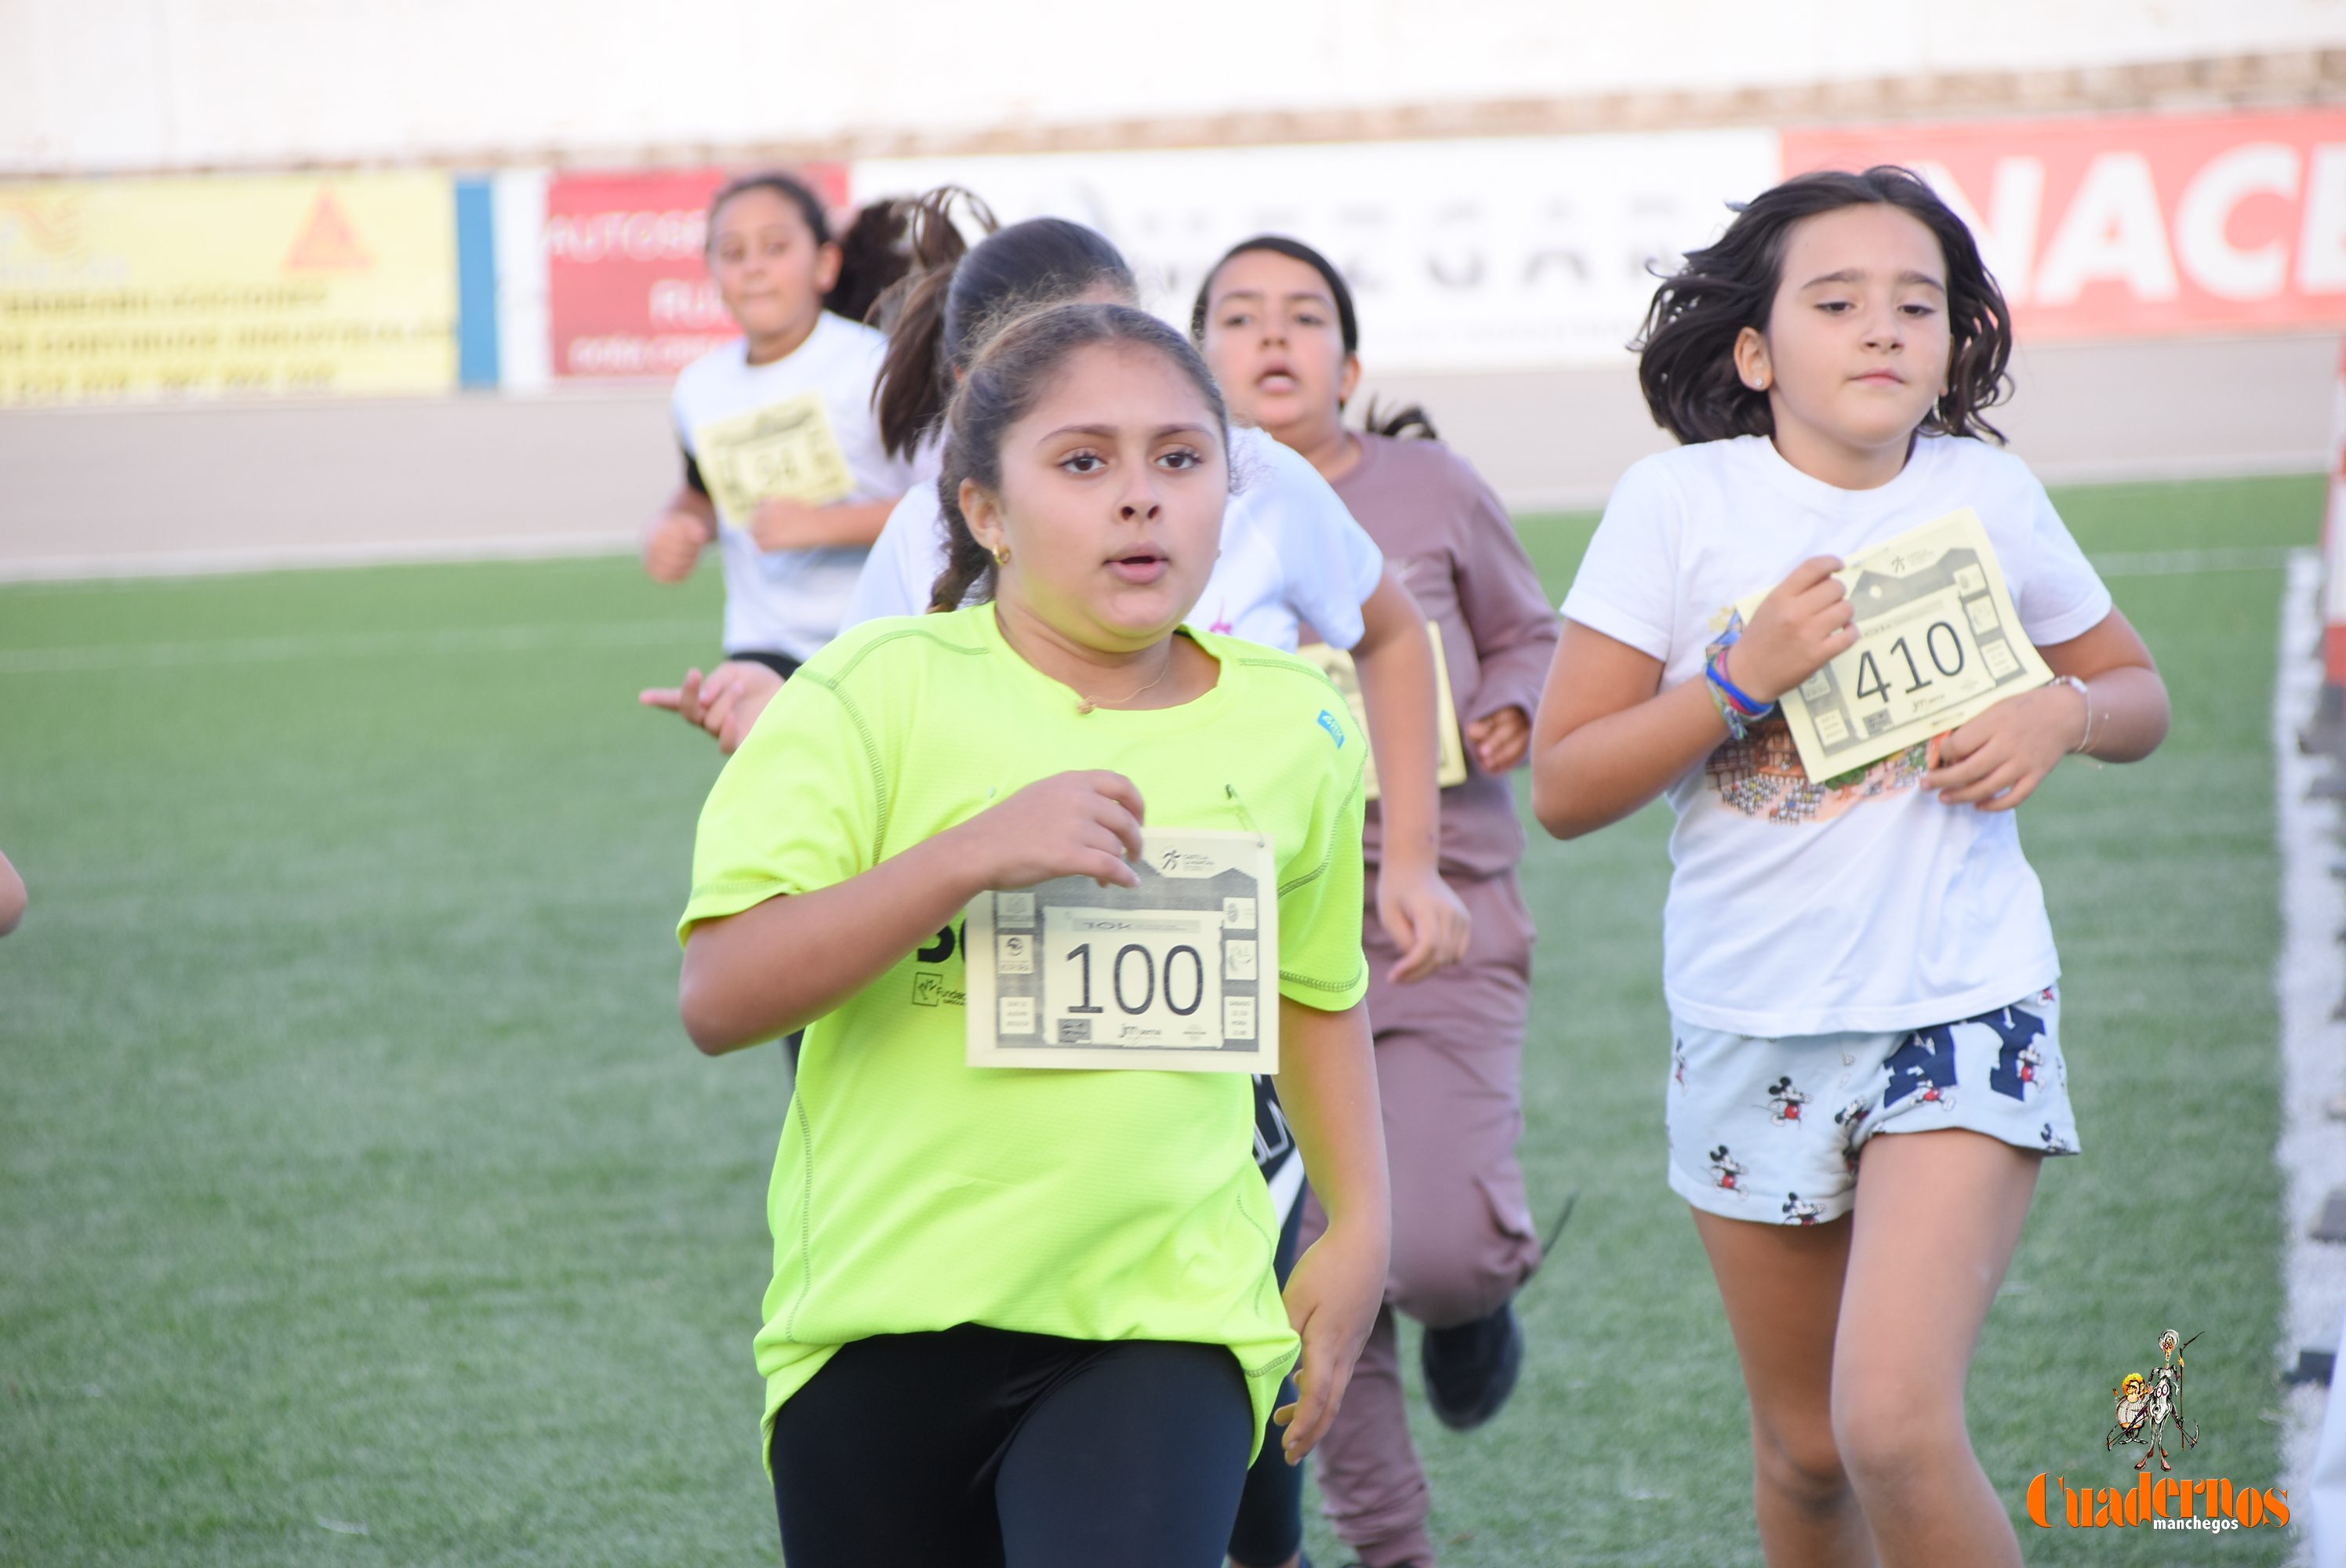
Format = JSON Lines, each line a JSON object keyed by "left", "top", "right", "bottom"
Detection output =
{"left": 679, "top": 605, "right": 1370, "bottom": 1459}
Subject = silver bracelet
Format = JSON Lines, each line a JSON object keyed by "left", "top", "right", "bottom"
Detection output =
{"left": 2054, "top": 674, "right": 2094, "bottom": 755}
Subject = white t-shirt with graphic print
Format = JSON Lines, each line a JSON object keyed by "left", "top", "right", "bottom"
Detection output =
{"left": 840, "top": 423, "right": 1384, "bottom": 653}
{"left": 670, "top": 313, "right": 920, "bottom": 662}
{"left": 1560, "top": 433, "right": 2114, "bottom": 1039}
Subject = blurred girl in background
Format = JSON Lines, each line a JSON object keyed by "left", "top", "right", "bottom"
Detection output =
{"left": 1197, "top": 235, "right": 1558, "bottom": 1568}
{"left": 637, "top": 174, "right": 919, "bottom": 684}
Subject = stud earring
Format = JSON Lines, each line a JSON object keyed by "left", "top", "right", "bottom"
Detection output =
{"left": 993, "top": 543, "right": 1010, "bottom": 566}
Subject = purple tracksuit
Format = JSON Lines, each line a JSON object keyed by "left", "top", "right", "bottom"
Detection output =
{"left": 1300, "top": 430, "right": 1560, "bottom": 1568}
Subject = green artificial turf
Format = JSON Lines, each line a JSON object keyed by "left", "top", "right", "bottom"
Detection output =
{"left": 0, "top": 472, "right": 2322, "bottom": 1565}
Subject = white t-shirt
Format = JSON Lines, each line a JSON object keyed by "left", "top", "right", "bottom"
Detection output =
{"left": 670, "top": 313, "right": 919, "bottom": 662}
{"left": 1560, "top": 434, "right": 2114, "bottom": 1038}
{"left": 840, "top": 423, "right": 1384, "bottom": 653}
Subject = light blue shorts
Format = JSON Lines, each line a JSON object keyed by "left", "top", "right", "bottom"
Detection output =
{"left": 1665, "top": 985, "right": 2080, "bottom": 1226}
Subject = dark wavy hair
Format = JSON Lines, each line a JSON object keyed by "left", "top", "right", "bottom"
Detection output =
{"left": 1191, "top": 232, "right": 1440, "bottom": 437}
{"left": 1634, "top": 165, "right": 2012, "bottom": 445}
{"left": 929, "top": 303, "right": 1229, "bottom": 613}
{"left": 873, "top": 197, "right": 1135, "bottom": 460}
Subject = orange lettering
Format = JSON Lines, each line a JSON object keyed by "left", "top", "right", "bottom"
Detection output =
{"left": 2025, "top": 1472, "right": 2050, "bottom": 1529}
{"left": 2265, "top": 1487, "right": 2290, "bottom": 1527}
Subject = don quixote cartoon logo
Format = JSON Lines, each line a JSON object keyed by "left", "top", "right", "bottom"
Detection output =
{"left": 2018, "top": 1329, "right": 2290, "bottom": 1536}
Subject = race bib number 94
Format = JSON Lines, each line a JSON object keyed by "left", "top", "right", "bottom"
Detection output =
{"left": 692, "top": 391, "right": 854, "bottom": 522}
{"left": 965, "top": 829, "right": 1278, "bottom": 1073}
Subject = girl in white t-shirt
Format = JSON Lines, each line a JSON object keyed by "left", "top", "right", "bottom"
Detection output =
{"left": 639, "top": 173, "right": 919, "bottom": 678}
{"left": 1531, "top": 166, "right": 2168, "bottom": 1568}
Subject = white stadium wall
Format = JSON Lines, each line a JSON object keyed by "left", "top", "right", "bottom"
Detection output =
{"left": 3, "top": 0, "right": 2344, "bottom": 174}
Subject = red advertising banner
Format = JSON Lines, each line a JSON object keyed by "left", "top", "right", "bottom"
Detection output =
{"left": 543, "top": 165, "right": 848, "bottom": 380}
{"left": 1783, "top": 110, "right": 2346, "bottom": 341}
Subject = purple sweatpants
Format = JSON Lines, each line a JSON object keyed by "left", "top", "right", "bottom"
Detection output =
{"left": 1300, "top": 869, "right": 1543, "bottom": 1568}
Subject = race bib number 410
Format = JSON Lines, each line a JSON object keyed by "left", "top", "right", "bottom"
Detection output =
{"left": 964, "top": 829, "right": 1279, "bottom": 1073}
{"left": 1731, "top": 509, "right": 2054, "bottom": 780}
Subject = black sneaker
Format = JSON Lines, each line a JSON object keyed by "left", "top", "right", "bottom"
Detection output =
{"left": 1421, "top": 1299, "right": 1522, "bottom": 1431}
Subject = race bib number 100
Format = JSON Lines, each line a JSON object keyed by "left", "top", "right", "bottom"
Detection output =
{"left": 964, "top": 829, "right": 1279, "bottom": 1073}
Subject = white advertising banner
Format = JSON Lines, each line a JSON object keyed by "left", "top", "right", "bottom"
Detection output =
{"left": 852, "top": 130, "right": 1781, "bottom": 372}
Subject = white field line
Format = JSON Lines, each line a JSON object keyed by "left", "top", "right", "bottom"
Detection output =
{"left": 0, "top": 531, "right": 637, "bottom": 586}
{"left": 2094, "top": 546, "right": 2304, "bottom": 577}
{"left": 2275, "top": 546, "right": 2345, "bottom": 1566}
{"left": 0, "top": 546, "right": 2301, "bottom": 677}
{"left": 0, "top": 619, "right": 713, "bottom": 675}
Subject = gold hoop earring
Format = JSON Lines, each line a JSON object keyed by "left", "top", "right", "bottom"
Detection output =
{"left": 992, "top": 543, "right": 1010, "bottom": 566}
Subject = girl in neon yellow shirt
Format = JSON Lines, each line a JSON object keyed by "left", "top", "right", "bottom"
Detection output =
{"left": 677, "top": 300, "right": 1391, "bottom": 1567}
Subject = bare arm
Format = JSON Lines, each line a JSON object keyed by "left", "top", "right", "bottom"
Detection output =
{"left": 680, "top": 771, "right": 1148, "bottom": 1053}
{"left": 681, "top": 829, "right": 991, "bottom": 1053}
{"left": 1528, "top": 620, "right": 1728, "bottom": 840}
{"left": 1923, "top": 608, "right": 2168, "bottom": 808}
{"left": 1349, "top": 565, "right": 1470, "bottom": 980}
{"left": 1531, "top": 555, "right": 1857, "bottom": 840}
{"left": 1532, "top": 574, "right": 2170, "bottom": 839}
{"left": 2047, "top": 612, "right": 2167, "bottom": 763}
{"left": 0, "top": 850, "right": 24, "bottom": 936}
{"left": 644, "top": 485, "right": 718, "bottom": 583}
{"left": 1269, "top": 996, "right": 1390, "bottom": 1461}
{"left": 641, "top": 661, "right": 787, "bottom": 754}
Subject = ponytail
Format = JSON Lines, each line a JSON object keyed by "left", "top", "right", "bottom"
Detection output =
{"left": 928, "top": 487, "right": 997, "bottom": 613}
{"left": 1362, "top": 397, "right": 1440, "bottom": 441}
{"left": 872, "top": 187, "right": 998, "bottom": 459}
{"left": 825, "top": 197, "right": 915, "bottom": 325}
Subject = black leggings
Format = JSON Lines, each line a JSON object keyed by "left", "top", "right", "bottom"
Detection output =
{"left": 1227, "top": 1191, "right": 1307, "bottom": 1566}
{"left": 770, "top": 1324, "right": 1254, "bottom": 1568}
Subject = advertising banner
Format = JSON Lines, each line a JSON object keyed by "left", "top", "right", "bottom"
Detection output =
{"left": 542, "top": 165, "right": 848, "bottom": 380}
{"left": 853, "top": 132, "right": 1779, "bottom": 371}
{"left": 0, "top": 172, "right": 456, "bottom": 404}
{"left": 1784, "top": 110, "right": 2346, "bottom": 340}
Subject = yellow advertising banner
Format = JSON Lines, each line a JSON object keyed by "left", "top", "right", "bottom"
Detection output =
{"left": 0, "top": 173, "right": 456, "bottom": 404}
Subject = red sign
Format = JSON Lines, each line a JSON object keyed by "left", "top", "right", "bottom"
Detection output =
{"left": 543, "top": 165, "right": 848, "bottom": 380}
{"left": 1783, "top": 110, "right": 2346, "bottom": 340}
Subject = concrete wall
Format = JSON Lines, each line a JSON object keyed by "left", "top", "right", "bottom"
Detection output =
{"left": 2, "top": 332, "right": 2330, "bottom": 581}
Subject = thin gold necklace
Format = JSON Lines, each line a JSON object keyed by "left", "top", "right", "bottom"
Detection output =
{"left": 997, "top": 612, "right": 1177, "bottom": 714}
{"left": 1073, "top": 649, "right": 1175, "bottom": 715}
